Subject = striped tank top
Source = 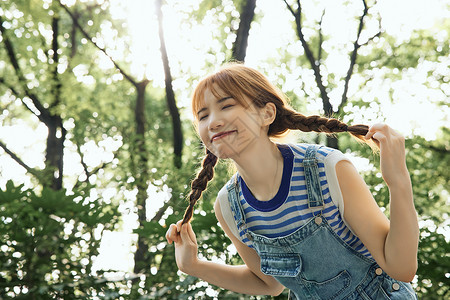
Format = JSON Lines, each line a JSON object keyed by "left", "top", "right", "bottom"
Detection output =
{"left": 217, "top": 143, "right": 373, "bottom": 258}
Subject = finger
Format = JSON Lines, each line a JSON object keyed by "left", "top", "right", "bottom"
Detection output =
{"left": 185, "top": 223, "right": 197, "bottom": 244}
{"left": 372, "top": 131, "right": 387, "bottom": 144}
{"left": 165, "top": 228, "right": 173, "bottom": 244}
{"left": 166, "top": 224, "right": 179, "bottom": 244}
{"left": 364, "top": 126, "right": 376, "bottom": 140}
{"left": 165, "top": 225, "right": 172, "bottom": 243}
{"left": 180, "top": 223, "right": 195, "bottom": 244}
{"left": 176, "top": 220, "right": 183, "bottom": 233}
{"left": 365, "top": 123, "right": 388, "bottom": 139}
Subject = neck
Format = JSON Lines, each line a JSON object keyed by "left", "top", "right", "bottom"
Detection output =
{"left": 231, "top": 138, "right": 284, "bottom": 201}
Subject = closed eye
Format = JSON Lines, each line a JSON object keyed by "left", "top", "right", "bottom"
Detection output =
{"left": 222, "top": 104, "right": 234, "bottom": 109}
{"left": 199, "top": 114, "right": 208, "bottom": 121}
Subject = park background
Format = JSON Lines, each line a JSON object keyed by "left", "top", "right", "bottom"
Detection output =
{"left": 0, "top": 0, "right": 448, "bottom": 299}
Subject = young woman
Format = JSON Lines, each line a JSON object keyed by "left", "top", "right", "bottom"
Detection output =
{"left": 165, "top": 64, "right": 419, "bottom": 299}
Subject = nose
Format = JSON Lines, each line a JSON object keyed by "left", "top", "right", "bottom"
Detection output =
{"left": 208, "top": 111, "right": 224, "bottom": 131}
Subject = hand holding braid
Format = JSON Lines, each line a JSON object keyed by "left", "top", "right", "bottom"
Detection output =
{"left": 182, "top": 149, "right": 218, "bottom": 224}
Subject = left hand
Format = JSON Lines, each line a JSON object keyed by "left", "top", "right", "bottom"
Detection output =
{"left": 365, "top": 123, "right": 409, "bottom": 186}
{"left": 165, "top": 220, "right": 200, "bottom": 274}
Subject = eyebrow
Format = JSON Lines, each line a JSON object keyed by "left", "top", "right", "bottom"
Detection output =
{"left": 197, "top": 96, "right": 232, "bottom": 116}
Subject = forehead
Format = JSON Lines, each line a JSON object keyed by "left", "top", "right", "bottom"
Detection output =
{"left": 192, "top": 76, "right": 252, "bottom": 120}
{"left": 202, "top": 86, "right": 228, "bottom": 104}
{"left": 194, "top": 84, "right": 232, "bottom": 109}
{"left": 200, "top": 87, "right": 252, "bottom": 109}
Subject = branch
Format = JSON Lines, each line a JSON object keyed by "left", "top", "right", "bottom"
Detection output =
{"left": 0, "top": 16, "right": 51, "bottom": 124}
{"left": 283, "top": 0, "right": 333, "bottom": 115}
{"left": 318, "top": 9, "right": 325, "bottom": 62}
{"left": 339, "top": 0, "right": 369, "bottom": 114}
{"left": 72, "top": 137, "right": 117, "bottom": 190}
{"left": 359, "top": 19, "right": 382, "bottom": 47}
{"left": 282, "top": 0, "right": 296, "bottom": 19}
{"left": 0, "top": 77, "right": 20, "bottom": 97}
{"left": 150, "top": 183, "right": 188, "bottom": 223}
{"left": 74, "top": 139, "right": 90, "bottom": 183}
{"left": 0, "top": 77, "right": 42, "bottom": 117}
{"left": 89, "top": 162, "right": 111, "bottom": 178}
{"left": 57, "top": 0, "right": 138, "bottom": 87}
{"left": 0, "top": 140, "right": 43, "bottom": 181}
{"left": 72, "top": 159, "right": 114, "bottom": 191}
{"left": 150, "top": 198, "right": 173, "bottom": 223}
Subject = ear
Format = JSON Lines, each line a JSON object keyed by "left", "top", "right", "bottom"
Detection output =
{"left": 261, "top": 102, "right": 277, "bottom": 126}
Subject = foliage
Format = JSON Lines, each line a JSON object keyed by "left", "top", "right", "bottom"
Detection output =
{"left": 340, "top": 127, "right": 450, "bottom": 299}
{"left": 0, "top": 180, "right": 120, "bottom": 299}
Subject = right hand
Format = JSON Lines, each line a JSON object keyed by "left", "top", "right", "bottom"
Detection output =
{"left": 165, "top": 220, "right": 199, "bottom": 273}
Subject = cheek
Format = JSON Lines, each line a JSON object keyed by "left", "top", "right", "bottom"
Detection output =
{"left": 198, "top": 124, "right": 210, "bottom": 144}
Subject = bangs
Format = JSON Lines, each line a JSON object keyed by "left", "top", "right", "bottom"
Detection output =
{"left": 192, "top": 68, "right": 253, "bottom": 122}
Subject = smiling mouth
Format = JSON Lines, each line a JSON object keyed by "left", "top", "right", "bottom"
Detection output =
{"left": 211, "top": 130, "right": 236, "bottom": 142}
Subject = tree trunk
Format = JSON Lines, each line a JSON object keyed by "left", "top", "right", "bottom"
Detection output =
{"left": 46, "top": 15, "right": 65, "bottom": 190}
{"left": 156, "top": 0, "right": 183, "bottom": 168}
{"left": 133, "top": 80, "right": 150, "bottom": 275}
{"left": 231, "top": 0, "right": 257, "bottom": 62}
{"left": 45, "top": 116, "right": 66, "bottom": 190}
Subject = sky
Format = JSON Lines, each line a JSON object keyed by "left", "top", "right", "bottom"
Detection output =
{"left": 0, "top": 0, "right": 448, "bottom": 275}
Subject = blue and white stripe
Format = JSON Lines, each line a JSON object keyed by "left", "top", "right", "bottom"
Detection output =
{"left": 234, "top": 143, "right": 372, "bottom": 258}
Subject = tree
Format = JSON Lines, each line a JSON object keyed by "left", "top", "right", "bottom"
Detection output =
{"left": 0, "top": 5, "right": 66, "bottom": 189}
{"left": 0, "top": 1, "right": 125, "bottom": 297}
{"left": 58, "top": 0, "right": 184, "bottom": 281}
{"left": 156, "top": 0, "right": 183, "bottom": 169}
{"left": 231, "top": 0, "right": 257, "bottom": 62}
{"left": 283, "top": 0, "right": 381, "bottom": 149}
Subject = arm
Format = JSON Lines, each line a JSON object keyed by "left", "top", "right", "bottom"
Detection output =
{"left": 336, "top": 124, "right": 419, "bottom": 282}
{"left": 165, "top": 200, "right": 284, "bottom": 296}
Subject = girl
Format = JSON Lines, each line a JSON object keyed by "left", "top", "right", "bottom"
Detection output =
{"left": 166, "top": 64, "right": 419, "bottom": 299}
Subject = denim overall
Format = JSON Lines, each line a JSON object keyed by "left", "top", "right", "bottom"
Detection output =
{"left": 226, "top": 145, "right": 417, "bottom": 299}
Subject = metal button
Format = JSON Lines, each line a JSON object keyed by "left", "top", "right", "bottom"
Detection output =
{"left": 392, "top": 283, "right": 400, "bottom": 291}
{"left": 315, "top": 216, "right": 322, "bottom": 225}
{"left": 375, "top": 268, "right": 383, "bottom": 276}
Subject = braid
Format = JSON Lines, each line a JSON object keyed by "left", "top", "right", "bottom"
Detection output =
{"left": 182, "top": 149, "right": 218, "bottom": 224}
{"left": 272, "top": 108, "right": 371, "bottom": 143}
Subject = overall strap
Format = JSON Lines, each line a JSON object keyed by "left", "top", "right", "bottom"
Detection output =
{"left": 303, "top": 145, "right": 324, "bottom": 209}
{"left": 226, "top": 174, "right": 247, "bottom": 233}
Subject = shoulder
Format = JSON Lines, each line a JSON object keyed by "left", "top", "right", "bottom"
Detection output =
{"left": 287, "top": 143, "right": 354, "bottom": 213}
{"left": 214, "top": 178, "right": 241, "bottom": 239}
{"left": 215, "top": 178, "right": 232, "bottom": 214}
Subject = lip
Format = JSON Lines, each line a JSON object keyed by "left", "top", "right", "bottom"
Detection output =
{"left": 211, "top": 130, "right": 236, "bottom": 142}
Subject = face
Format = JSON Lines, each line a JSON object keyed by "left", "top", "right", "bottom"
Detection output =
{"left": 197, "top": 88, "right": 268, "bottom": 159}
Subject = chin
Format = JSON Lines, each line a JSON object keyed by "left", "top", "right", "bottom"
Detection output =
{"left": 207, "top": 144, "right": 238, "bottom": 160}
{"left": 209, "top": 149, "right": 232, "bottom": 159}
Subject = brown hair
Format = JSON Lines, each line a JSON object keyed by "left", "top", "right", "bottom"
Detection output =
{"left": 182, "top": 63, "right": 371, "bottom": 224}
